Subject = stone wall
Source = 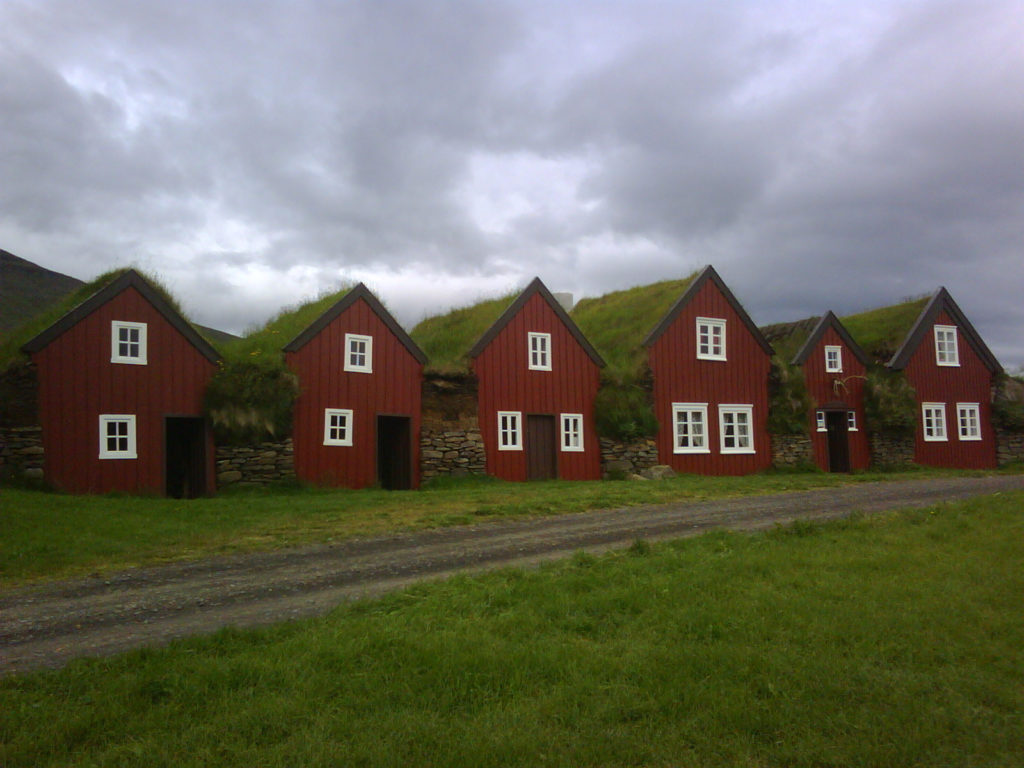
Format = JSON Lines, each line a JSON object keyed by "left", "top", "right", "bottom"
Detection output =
{"left": 420, "top": 428, "right": 487, "bottom": 480}
{"left": 996, "top": 429, "right": 1024, "bottom": 465}
{"left": 0, "top": 425, "right": 44, "bottom": 479}
{"left": 0, "top": 362, "right": 39, "bottom": 428}
{"left": 870, "top": 433, "right": 915, "bottom": 468}
{"left": 600, "top": 437, "right": 659, "bottom": 478}
{"left": 216, "top": 439, "right": 295, "bottom": 486}
{"left": 771, "top": 433, "right": 813, "bottom": 468}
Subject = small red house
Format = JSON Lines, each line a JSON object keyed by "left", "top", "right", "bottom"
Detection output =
{"left": 791, "top": 311, "right": 871, "bottom": 472}
{"left": 888, "top": 288, "right": 1001, "bottom": 468}
{"left": 284, "top": 283, "right": 427, "bottom": 489}
{"left": 22, "top": 270, "right": 219, "bottom": 496}
{"left": 469, "top": 278, "right": 605, "bottom": 481}
{"left": 643, "top": 266, "right": 774, "bottom": 475}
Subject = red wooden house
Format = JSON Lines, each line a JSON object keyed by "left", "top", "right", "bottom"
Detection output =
{"left": 469, "top": 277, "right": 605, "bottom": 481}
{"left": 791, "top": 311, "right": 871, "bottom": 472}
{"left": 643, "top": 266, "right": 774, "bottom": 475}
{"left": 22, "top": 270, "right": 219, "bottom": 496}
{"left": 284, "top": 283, "right": 427, "bottom": 489}
{"left": 888, "top": 288, "right": 1001, "bottom": 468}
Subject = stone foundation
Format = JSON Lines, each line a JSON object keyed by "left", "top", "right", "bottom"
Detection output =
{"left": 600, "top": 437, "right": 659, "bottom": 478}
{"left": 216, "top": 440, "right": 295, "bottom": 486}
{"left": 996, "top": 429, "right": 1024, "bottom": 465}
{"left": 420, "top": 428, "right": 486, "bottom": 480}
{"left": 771, "top": 433, "right": 813, "bottom": 468}
{"left": 0, "top": 425, "right": 44, "bottom": 479}
{"left": 870, "top": 433, "right": 915, "bottom": 468}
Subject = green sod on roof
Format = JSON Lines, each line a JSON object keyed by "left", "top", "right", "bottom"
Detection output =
{"left": 841, "top": 296, "right": 930, "bottom": 365}
{"left": 411, "top": 291, "right": 520, "bottom": 375}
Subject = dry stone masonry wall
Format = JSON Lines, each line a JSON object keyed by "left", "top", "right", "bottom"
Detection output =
{"left": 0, "top": 425, "right": 44, "bottom": 479}
{"left": 869, "top": 433, "right": 915, "bottom": 469}
{"left": 420, "top": 429, "right": 486, "bottom": 480}
{"left": 996, "top": 429, "right": 1024, "bottom": 465}
{"left": 600, "top": 437, "right": 658, "bottom": 478}
{"left": 770, "top": 434, "right": 813, "bottom": 468}
{"left": 216, "top": 440, "right": 295, "bottom": 486}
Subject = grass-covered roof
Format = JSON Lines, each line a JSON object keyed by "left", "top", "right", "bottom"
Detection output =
{"left": 410, "top": 291, "right": 520, "bottom": 375}
{"left": 841, "top": 296, "right": 930, "bottom": 364}
{"left": 759, "top": 316, "right": 821, "bottom": 364}
{"left": 571, "top": 274, "right": 699, "bottom": 381}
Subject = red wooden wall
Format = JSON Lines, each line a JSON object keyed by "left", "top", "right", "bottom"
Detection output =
{"left": 32, "top": 286, "right": 216, "bottom": 494}
{"left": 902, "top": 310, "right": 997, "bottom": 468}
{"left": 648, "top": 280, "right": 772, "bottom": 475}
{"left": 286, "top": 297, "right": 423, "bottom": 488}
{"left": 474, "top": 293, "right": 602, "bottom": 481}
{"left": 802, "top": 326, "right": 871, "bottom": 471}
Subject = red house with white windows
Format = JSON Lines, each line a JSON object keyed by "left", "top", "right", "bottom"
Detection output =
{"left": 22, "top": 270, "right": 219, "bottom": 496}
{"left": 888, "top": 288, "right": 1001, "bottom": 468}
{"left": 643, "top": 266, "right": 774, "bottom": 475}
{"left": 791, "top": 312, "right": 871, "bottom": 472}
{"left": 470, "top": 277, "right": 605, "bottom": 481}
{"left": 284, "top": 283, "right": 427, "bottom": 489}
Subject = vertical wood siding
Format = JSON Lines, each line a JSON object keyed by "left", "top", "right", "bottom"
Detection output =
{"left": 648, "top": 281, "right": 772, "bottom": 475}
{"left": 903, "top": 310, "right": 997, "bottom": 468}
{"left": 474, "top": 293, "right": 602, "bottom": 481}
{"left": 33, "top": 286, "right": 216, "bottom": 494}
{"left": 802, "top": 326, "right": 871, "bottom": 471}
{"left": 286, "top": 298, "right": 423, "bottom": 488}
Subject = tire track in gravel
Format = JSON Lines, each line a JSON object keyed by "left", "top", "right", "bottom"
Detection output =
{"left": 2, "top": 474, "right": 1021, "bottom": 676}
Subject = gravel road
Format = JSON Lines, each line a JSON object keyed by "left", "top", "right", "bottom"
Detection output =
{"left": 2, "top": 474, "right": 1021, "bottom": 676}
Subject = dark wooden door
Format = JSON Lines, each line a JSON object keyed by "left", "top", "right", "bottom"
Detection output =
{"left": 377, "top": 415, "right": 412, "bottom": 490}
{"left": 165, "top": 417, "right": 207, "bottom": 498}
{"left": 526, "top": 414, "right": 557, "bottom": 480}
{"left": 825, "top": 411, "right": 851, "bottom": 473}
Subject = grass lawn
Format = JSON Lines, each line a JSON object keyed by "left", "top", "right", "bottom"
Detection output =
{"left": 2, "top": 492, "right": 1022, "bottom": 767}
{"left": 2, "top": 467, "right": 1014, "bottom": 585}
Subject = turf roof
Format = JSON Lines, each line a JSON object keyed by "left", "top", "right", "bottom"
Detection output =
{"left": 410, "top": 290, "right": 520, "bottom": 375}
{"left": 759, "top": 316, "right": 821, "bottom": 365}
{"left": 840, "top": 296, "right": 931, "bottom": 364}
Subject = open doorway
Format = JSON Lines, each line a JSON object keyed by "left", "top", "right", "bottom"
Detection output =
{"left": 825, "top": 410, "right": 851, "bottom": 473}
{"left": 377, "top": 415, "right": 412, "bottom": 490}
{"left": 165, "top": 417, "right": 207, "bottom": 498}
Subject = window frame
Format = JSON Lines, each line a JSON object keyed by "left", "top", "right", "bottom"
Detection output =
{"left": 560, "top": 413, "right": 584, "bottom": 452}
{"left": 847, "top": 410, "right": 858, "bottom": 431}
{"left": 323, "top": 408, "right": 354, "bottom": 446}
{"left": 111, "top": 321, "right": 148, "bottom": 365}
{"left": 815, "top": 410, "right": 827, "bottom": 432}
{"left": 527, "top": 332, "right": 552, "bottom": 371}
{"left": 956, "top": 403, "right": 981, "bottom": 441}
{"left": 344, "top": 333, "right": 373, "bottom": 374}
{"left": 922, "top": 403, "right": 948, "bottom": 442}
{"left": 497, "top": 411, "right": 522, "bottom": 451}
{"left": 825, "top": 345, "right": 843, "bottom": 373}
{"left": 695, "top": 317, "right": 727, "bottom": 361}
{"left": 672, "top": 402, "right": 711, "bottom": 454}
{"left": 934, "top": 325, "right": 960, "bottom": 367}
{"left": 719, "top": 404, "right": 755, "bottom": 454}
{"left": 98, "top": 414, "right": 137, "bottom": 459}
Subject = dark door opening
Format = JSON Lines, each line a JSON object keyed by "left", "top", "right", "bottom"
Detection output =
{"left": 825, "top": 411, "right": 851, "bottom": 473}
{"left": 526, "top": 414, "right": 557, "bottom": 480}
{"left": 377, "top": 415, "right": 412, "bottom": 490}
{"left": 166, "top": 417, "right": 207, "bottom": 498}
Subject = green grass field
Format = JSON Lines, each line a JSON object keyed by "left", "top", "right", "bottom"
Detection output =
{"left": 0, "top": 467, "right": 1005, "bottom": 586}
{"left": 2, "top": 493, "right": 1022, "bottom": 767}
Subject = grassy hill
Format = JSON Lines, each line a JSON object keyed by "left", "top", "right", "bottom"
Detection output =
{"left": 0, "top": 249, "right": 83, "bottom": 334}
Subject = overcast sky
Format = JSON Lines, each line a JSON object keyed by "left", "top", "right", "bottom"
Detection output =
{"left": 2, "top": 0, "right": 1022, "bottom": 367}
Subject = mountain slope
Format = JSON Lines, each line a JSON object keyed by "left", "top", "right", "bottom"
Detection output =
{"left": 0, "top": 249, "right": 84, "bottom": 333}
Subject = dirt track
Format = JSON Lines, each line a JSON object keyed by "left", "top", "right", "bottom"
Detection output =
{"left": 2, "top": 475, "right": 1021, "bottom": 676}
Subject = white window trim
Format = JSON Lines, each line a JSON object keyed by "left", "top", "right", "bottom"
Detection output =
{"left": 815, "top": 411, "right": 827, "bottom": 432}
{"left": 527, "top": 332, "right": 552, "bottom": 371}
{"left": 956, "top": 403, "right": 982, "bottom": 441}
{"left": 111, "top": 321, "right": 147, "bottom": 365}
{"left": 99, "top": 414, "right": 137, "bottom": 459}
{"left": 825, "top": 345, "right": 843, "bottom": 373}
{"left": 719, "top": 404, "right": 755, "bottom": 454}
{"left": 934, "top": 325, "right": 960, "bottom": 367}
{"left": 344, "top": 333, "right": 373, "bottom": 374}
{"left": 672, "top": 402, "right": 711, "bottom": 454}
{"left": 847, "top": 410, "right": 858, "bottom": 431}
{"left": 922, "top": 402, "right": 948, "bottom": 442}
{"left": 323, "top": 408, "right": 354, "bottom": 446}
{"left": 560, "top": 413, "right": 584, "bottom": 452}
{"left": 497, "top": 411, "right": 522, "bottom": 451}
{"left": 696, "top": 317, "right": 727, "bottom": 361}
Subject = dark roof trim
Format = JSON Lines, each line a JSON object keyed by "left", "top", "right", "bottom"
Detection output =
{"left": 642, "top": 265, "right": 774, "bottom": 355}
{"left": 888, "top": 287, "right": 1002, "bottom": 374}
{"left": 467, "top": 276, "right": 606, "bottom": 367}
{"left": 22, "top": 269, "right": 220, "bottom": 363}
{"left": 791, "top": 311, "right": 871, "bottom": 368}
{"left": 283, "top": 282, "right": 428, "bottom": 364}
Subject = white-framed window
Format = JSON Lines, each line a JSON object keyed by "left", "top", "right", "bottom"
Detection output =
{"left": 111, "top": 321, "right": 147, "bottom": 365}
{"left": 934, "top": 325, "right": 959, "bottom": 367}
{"left": 815, "top": 411, "right": 827, "bottom": 432}
{"left": 825, "top": 345, "right": 843, "bottom": 373}
{"left": 719, "top": 405, "right": 754, "bottom": 454}
{"left": 696, "top": 318, "right": 726, "bottom": 360}
{"left": 672, "top": 403, "right": 710, "bottom": 453}
{"left": 528, "top": 332, "right": 552, "bottom": 371}
{"left": 560, "top": 413, "right": 584, "bottom": 452}
{"left": 847, "top": 410, "right": 858, "bottom": 431}
{"left": 956, "top": 403, "right": 981, "bottom": 441}
{"left": 922, "top": 403, "right": 948, "bottom": 442}
{"left": 99, "top": 414, "right": 137, "bottom": 459}
{"left": 344, "top": 334, "right": 373, "bottom": 373}
{"left": 498, "top": 411, "right": 522, "bottom": 450}
{"left": 323, "top": 408, "right": 353, "bottom": 446}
